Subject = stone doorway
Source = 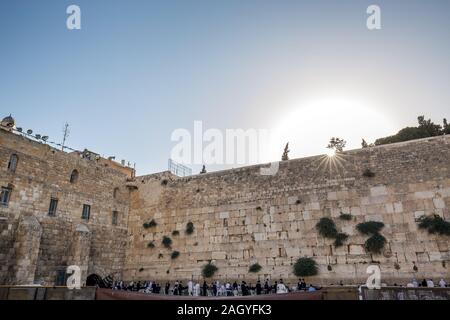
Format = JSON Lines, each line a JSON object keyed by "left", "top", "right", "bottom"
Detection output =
{"left": 86, "top": 274, "right": 106, "bottom": 288}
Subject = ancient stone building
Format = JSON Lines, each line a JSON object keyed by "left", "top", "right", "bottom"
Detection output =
{"left": 0, "top": 116, "right": 132, "bottom": 285}
{"left": 1, "top": 115, "right": 449, "bottom": 286}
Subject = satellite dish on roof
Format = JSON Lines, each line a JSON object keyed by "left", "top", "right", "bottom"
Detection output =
{"left": 35, "top": 134, "right": 41, "bottom": 140}
{"left": 42, "top": 136, "right": 48, "bottom": 141}
{"left": 1, "top": 114, "right": 15, "bottom": 128}
{"left": 17, "top": 127, "right": 23, "bottom": 132}
{"left": 27, "top": 129, "right": 33, "bottom": 135}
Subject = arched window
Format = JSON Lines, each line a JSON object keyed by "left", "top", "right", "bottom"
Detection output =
{"left": 70, "top": 169, "right": 79, "bottom": 183}
{"left": 7, "top": 154, "right": 18, "bottom": 172}
{"left": 113, "top": 187, "right": 119, "bottom": 199}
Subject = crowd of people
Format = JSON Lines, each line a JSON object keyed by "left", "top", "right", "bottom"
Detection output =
{"left": 107, "top": 277, "right": 449, "bottom": 297}
{"left": 404, "top": 278, "right": 447, "bottom": 288}
{"left": 110, "top": 278, "right": 320, "bottom": 296}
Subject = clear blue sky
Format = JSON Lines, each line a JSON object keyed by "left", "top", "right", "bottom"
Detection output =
{"left": 1, "top": 0, "right": 449, "bottom": 175}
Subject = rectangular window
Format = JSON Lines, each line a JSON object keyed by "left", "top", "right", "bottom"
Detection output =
{"left": 55, "top": 270, "right": 67, "bottom": 286}
{"left": 48, "top": 198, "right": 58, "bottom": 216}
{"left": 82, "top": 204, "right": 91, "bottom": 220}
{"left": 112, "top": 211, "right": 118, "bottom": 226}
{"left": 0, "top": 187, "right": 11, "bottom": 206}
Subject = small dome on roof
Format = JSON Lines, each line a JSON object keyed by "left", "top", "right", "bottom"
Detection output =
{"left": 1, "top": 114, "right": 15, "bottom": 129}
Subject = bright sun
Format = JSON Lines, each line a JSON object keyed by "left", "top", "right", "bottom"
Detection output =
{"left": 326, "top": 148, "right": 336, "bottom": 157}
{"left": 263, "top": 97, "right": 398, "bottom": 162}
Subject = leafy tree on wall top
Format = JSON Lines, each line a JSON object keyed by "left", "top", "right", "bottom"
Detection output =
{"left": 327, "top": 137, "right": 346, "bottom": 153}
{"left": 281, "top": 142, "right": 290, "bottom": 161}
{"left": 375, "top": 116, "right": 449, "bottom": 145}
{"left": 361, "top": 138, "right": 374, "bottom": 148}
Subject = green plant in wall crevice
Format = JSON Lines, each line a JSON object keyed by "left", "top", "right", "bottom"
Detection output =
{"left": 162, "top": 236, "right": 172, "bottom": 248}
{"left": 339, "top": 213, "right": 352, "bottom": 221}
{"left": 316, "top": 217, "right": 338, "bottom": 239}
{"left": 316, "top": 217, "right": 349, "bottom": 247}
{"left": 293, "top": 257, "right": 318, "bottom": 277}
{"left": 418, "top": 215, "right": 450, "bottom": 236}
{"left": 356, "top": 221, "right": 384, "bottom": 235}
{"left": 202, "top": 262, "right": 218, "bottom": 278}
{"left": 186, "top": 222, "right": 194, "bottom": 235}
{"left": 356, "top": 221, "right": 387, "bottom": 254}
{"left": 334, "top": 233, "right": 349, "bottom": 247}
{"left": 143, "top": 219, "right": 157, "bottom": 229}
{"left": 248, "top": 263, "right": 262, "bottom": 273}
{"left": 364, "top": 233, "right": 387, "bottom": 254}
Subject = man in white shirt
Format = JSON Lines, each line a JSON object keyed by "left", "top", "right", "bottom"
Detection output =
{"left": 225, "top": 282, "right": 231, "bottom": 296}
{"left": 276, "top": 280, "right": 288, "bottom": 294}
{"left": 439, "top": 279, "right": 446, "bottom": 288}
{"left": 188, "top": 280, "right": 193, "bottom": 296}
{"left": 194, "top": 282, "right": 200, "bottom": 296}
{"left": 426, "top": 279, "right": 434, "bottom": 288}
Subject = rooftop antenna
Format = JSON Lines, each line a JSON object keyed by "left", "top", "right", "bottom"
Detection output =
{"left": 61, "top": 122, "right": 70, "bottom": 151}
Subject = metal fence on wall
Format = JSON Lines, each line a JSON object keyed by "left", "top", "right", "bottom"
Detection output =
{"left": 168, "top": 159, "right": 192, "bottom": 177}
{"left": 361, "top": 287, "right": 450, "bottom": 300}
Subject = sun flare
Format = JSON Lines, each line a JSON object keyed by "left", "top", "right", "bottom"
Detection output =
{"left": 265, "top": 97, "right": 398, "bottom": 162}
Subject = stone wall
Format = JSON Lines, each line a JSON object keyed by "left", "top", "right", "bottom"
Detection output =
{"left": 123, "top": 135, "right": 450, "bottom": 285}
{"left": 0, "top": 129, "right": 130, "bottom": 284}
{"left": 2, "top": 125, "right": 450, "bottom": 287}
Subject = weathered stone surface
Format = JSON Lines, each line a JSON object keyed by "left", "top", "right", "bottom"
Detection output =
{"left": 0, "top": 129, "right": 131, "bottom": 285}
{"left": 1, "top": 128, "right": 450, "bottom": 286}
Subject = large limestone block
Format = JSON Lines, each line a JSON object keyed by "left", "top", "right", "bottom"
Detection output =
{"left": 370, "top": 186, "right": 388, "bottom": 197}
{"left": 433, "top": 198, "right": 445, "bottom": 209}
{"left": 414, "top": 191, "right": 434, "bottom": 199}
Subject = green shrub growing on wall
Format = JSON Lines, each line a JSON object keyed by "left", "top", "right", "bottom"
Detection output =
{"left": 186, "top": 222, "right": 194, "bottom": 235}
{"left": 356, "top": 221, "right": 386, "bottom": 254}
{"left": 202, "top": 262, "right": 218, "bottom": 278}
{"left": 334, "top": 233, "right": 349, "bottom": 247}
{"left": 356, "top": 221, "right": 384, "bottom": 235}
{"left": 143, "top": 219, "right": 157, "bottom": 229}
{"left": 339, "top": 213, "right": 352, "bottom": 221}
{"left": 418, "top": 215, "right": 450, "bottom": 236}
{"left": 162, "top": 236, "right": 172, "bottom": 248}
{"left": 365, "top": 233, "right": 387, "bottom": 254}
{"left": 293, "top": 257, "right": 318, "bottom": 277}
{"left": 147, "top": 241, "right": 155, "bottom": 248}
{"left": 316, "top": 217, "right": 338, "bottom": 238}
{"left": 248, "top": 263, "right": 262, "bottom": 273}
{"left": 171, "top": 251, "right": 180, "bottom": 259}
{"left": 362, "top": 169, "right": 375, "bottom": 178}
{"left": 172, "top": 230, "right": 180, "bottom": 236}
{"left": 316, "top": 217, "right": 349, "bottom": 247}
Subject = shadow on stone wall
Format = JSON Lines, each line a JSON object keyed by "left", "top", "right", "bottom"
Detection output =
{"left": 0, "top": 286, "right": 96, "bottom": 300}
